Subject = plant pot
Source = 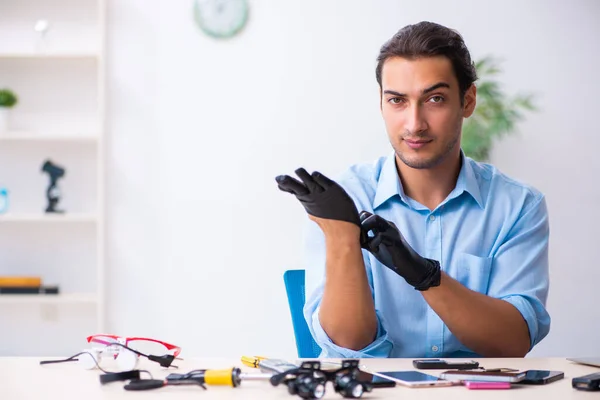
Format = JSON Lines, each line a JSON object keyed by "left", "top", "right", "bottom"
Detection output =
{"left": 0, "top": 107, "right": 9, "bottom": 133}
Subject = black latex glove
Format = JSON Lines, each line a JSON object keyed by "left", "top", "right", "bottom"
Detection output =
{"left": 359, "top": 211, "right": 441, "bottom": 291}
{"left": 275, "top": 168, "right": 360, "bottom": 226}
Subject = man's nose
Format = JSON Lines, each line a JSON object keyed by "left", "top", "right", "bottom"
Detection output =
{"left": 406, "top": 105, "right": 428, "bottom": 134}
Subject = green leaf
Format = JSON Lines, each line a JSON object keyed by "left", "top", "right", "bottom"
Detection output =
{"left": 462, "top": 56, "right": 537, "bottom": 161}
{"left": 0, "top": 89, "right": 18, "bottom": 108}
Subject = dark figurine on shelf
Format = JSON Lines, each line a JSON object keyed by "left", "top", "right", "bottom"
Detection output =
{"left": 41, "top": 159, "right": 65, "bottom": 213}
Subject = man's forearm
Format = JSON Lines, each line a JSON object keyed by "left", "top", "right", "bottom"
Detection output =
{"left": 319, "top": 236, "right": 377, "bottom": 351}
{"left": 422, "top": 273, "right": 530, "bottom": 357}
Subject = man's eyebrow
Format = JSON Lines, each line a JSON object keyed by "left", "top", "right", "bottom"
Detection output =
{"left": 382, "top": 82, "right": 451, "bottom": 97}
{"left": 383, "top": 89, "right": 405, "bottom": 97}
{"left": 422, "top": 82, "right": 450, "bottom": 94}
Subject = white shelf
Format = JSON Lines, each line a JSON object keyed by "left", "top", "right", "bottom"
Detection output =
{"left": 0, "top": 213, "right": 97, "bottom": 223}
{"left": 0, "top": 293, "right": 97, "bottom": 305}
{"left": 0, "top": 52, "right": 99, "bottom": 60}
{"left": 0, "top": 0, "right": 107, "bottom": 354}
{"left": 0, "top": 133, "right": 98, "bottom": 143}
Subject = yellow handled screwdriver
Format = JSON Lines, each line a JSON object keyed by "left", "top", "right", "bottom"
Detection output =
{"left": 241, "top": 355, "right": 267, "bottom": 369}
{"left": 241, "top": 355, "right": 300, "bottom": 374}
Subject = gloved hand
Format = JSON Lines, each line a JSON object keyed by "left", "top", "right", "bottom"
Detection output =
{"left": 359, "top": 211, "right": 441, "bottom": 291}
{"left": 275, "top": 168, "right": 360, "bottom": 226}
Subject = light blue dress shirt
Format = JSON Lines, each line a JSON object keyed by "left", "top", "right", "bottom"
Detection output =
{"left": 303, "top": 151, "right": 550, "bottom": 358}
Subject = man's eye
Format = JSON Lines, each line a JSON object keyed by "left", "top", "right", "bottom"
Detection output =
{"left": 428, "top": 95, "right": 444, "bottom": 103}
{"left": 388, "top": 97, "right": 404, "bottom": 105}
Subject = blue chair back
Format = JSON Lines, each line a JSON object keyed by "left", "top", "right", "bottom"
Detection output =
{"left": 283, "top": 269, "right": 321, "bottom": 358}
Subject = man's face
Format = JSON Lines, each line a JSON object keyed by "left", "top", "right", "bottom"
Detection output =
{"left": 380, "top": 56, "right": 476, "bottom": 169}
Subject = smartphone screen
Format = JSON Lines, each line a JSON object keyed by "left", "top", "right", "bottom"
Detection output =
{"left": 373, "top": 370, "right": 453, "bottom": 387}
{"left": 520, "top": 370, "right": 564, "bottom": 384}
{"left": 356, "top": 370, "right": 396, "bottom": 388}
{"left": 380, "top": 371, "right": 441, "bottom": 382}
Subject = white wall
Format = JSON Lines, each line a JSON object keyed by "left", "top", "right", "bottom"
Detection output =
{"left": 106, "top": 0, "right": 600, "bottom": 359}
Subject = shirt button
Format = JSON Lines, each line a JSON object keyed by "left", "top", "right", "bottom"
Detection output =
{"left": 431, "top": 345, "right": 439, "bottom": 352}
{"left": 429, "top": 215, "right": 436, "bottom": 221}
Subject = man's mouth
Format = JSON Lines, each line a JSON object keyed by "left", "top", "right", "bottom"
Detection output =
{"left": 404, "top": 138, "right": 432, "bottom": 149}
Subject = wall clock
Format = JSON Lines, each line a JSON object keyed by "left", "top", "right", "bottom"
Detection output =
{"left": 194, "top": 0, "right": 249, "bottom": 39}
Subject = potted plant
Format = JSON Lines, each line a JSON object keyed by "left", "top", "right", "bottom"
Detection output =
{"left": 462, "top": 57, "right": 537, "bottom": 161}
{"left": 0, "top": 88, "right": 18, "bottom": 133}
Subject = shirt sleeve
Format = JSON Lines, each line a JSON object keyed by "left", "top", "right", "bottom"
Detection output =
{"left": 487, "top": 194, "right": 551, "bottom": 350}
{"left": 302, "top": 218, "right": 393, "bottom": 358}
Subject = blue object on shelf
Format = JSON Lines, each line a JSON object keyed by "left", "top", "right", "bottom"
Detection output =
{"left": 0, "top": 187, "right": 9, "bottom": 213}
{"left": 283, "top": 269, "right": 321, "bottom": 358}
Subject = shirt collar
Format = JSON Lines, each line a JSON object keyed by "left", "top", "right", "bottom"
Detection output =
{"left": 373, "top": 150, "right": 484, "bottom": 210}
{"left": 373, "top": 152, "right": 408, "bottom": 209}
{"left": 452, "top": 151, "right": 484, "bottom": 209}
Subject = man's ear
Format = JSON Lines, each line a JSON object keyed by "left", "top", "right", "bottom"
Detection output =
{"left": 379, "top": 87, "right": 383, "bottom": 111}
{"left": 462, "top": 84, "right": 477, "bottom": 118}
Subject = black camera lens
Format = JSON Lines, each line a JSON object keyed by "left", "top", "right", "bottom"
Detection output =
{"left": 341, "top": 381, "right": 364, "bottom": 398}
{"left": 308, "top": 382, "right": 325, "bottom": 399}
{"left": 293, "top": 375, "right": 326, "bottom": 399}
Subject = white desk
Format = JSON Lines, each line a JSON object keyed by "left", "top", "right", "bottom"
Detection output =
{"left": 2, "top": 357, "right": 599, "bottom": 399}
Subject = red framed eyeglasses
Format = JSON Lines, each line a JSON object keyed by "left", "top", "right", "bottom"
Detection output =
{"left": 87, "top": 334, "right": 182, "bottom": 358}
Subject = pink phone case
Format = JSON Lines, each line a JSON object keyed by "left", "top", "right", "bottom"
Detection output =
{"left": 465, "top": 381, "right": 511, "bottom": 390}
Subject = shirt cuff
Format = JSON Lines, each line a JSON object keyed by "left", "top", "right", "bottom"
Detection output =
{"left": 309, "top": 307, "right": 393, "bottom": 358}
{"left": 501, "top": 294, "right": 550, "bottom": 349}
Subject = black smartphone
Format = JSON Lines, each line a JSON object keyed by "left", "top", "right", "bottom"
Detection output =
{"left": 519, "top": 370, "right": 564, "bottom": 385}
{"left": 413, "top": 358, "right": 479, "bottom": 370}
{"left": 572, "top": 372, "right": 600, "bottom": 391}
{"left": 356, "top": 370, "right": 396, "bottom": 388}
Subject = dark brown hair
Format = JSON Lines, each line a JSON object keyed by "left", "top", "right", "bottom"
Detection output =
{"left": 376, "top": 21, "right": 477, "bottom": 103}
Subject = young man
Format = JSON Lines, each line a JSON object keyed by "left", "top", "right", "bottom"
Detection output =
{"left": 276, "top": 21, "right": 550, "bottom": 358}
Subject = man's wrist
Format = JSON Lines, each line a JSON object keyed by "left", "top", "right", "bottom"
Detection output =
{"left": 324, "top": 231, "right": 361, "bottom": 248}
{"left": 314, "top": 218, "right": 360, "bottom": 240}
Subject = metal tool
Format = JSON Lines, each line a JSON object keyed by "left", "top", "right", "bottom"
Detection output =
{"left": 241, "top": 355, "right": 299, "bottom": 374}
{"left": 166, "top": 367, "right": 272, "bottom": 387}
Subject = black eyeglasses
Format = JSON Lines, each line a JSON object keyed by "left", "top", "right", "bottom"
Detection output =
{"left": 270, "top": 360, "right": 373, "bottom": 399}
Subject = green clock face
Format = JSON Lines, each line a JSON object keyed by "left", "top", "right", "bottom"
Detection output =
{"left": 194, "top": 0, "right": 249, "bottom": 39}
